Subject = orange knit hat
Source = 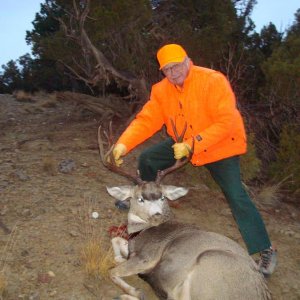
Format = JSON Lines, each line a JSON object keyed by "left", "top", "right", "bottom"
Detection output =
{"left": 157, "top": 44, "right": 187, "bottom": 69}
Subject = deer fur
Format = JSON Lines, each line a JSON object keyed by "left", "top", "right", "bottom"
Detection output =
{"left": 106, "top": 182, "right": 272, "bottom": 300}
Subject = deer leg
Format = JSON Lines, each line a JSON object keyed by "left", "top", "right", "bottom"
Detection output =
{"left": 112, "top": 237, "right": 129, "bottom": 263}
{"left": 171, "top": 269, "right": 193, "bottom": 300}
{"left": 111, "top": 273, "right": 144, "bottom": 300}
{"left": 110, "top": 255, "right": 156, "bottom": 299}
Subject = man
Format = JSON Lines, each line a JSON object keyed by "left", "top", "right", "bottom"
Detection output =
{"left": 112, "top": 43, "right": 277, "bottom": 276}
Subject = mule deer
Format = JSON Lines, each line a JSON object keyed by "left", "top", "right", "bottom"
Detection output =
{"left": 98, "top": 123, "right": 271, "bottom": 300}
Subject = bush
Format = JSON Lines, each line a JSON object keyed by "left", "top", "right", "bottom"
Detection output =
{"left": 240, "top": 133, "right": 262, "bottom": 182}
{"left": 269, "top": 125, "right": 300, "bottom": 200}
{"left": 182, "top": 133, "right": 261, "bottom": 190}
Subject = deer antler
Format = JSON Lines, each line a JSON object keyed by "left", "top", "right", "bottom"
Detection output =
{"left": 170, "top": 118, "right": 187, "bottom": 142}
{"left": 155, "top": 118, "right": 194, "bottom": 184}
{"left": 97, "top": 122, "right": 143, "bottom": 185}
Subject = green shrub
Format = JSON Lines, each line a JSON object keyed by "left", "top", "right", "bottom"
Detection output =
{"left": 269, "top": 125, "right": 300, "bottom": 198}
{"left": 240, "top": 133, "right": 262, "bottom": 182}
{"left": 182, "top": 133, "right": 261, "bottom": 189}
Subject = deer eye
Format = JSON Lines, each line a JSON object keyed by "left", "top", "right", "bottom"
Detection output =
{"left": 137, "top": 197, "right": 144, "bottom": 203}
{"left": 160, "top": 196, "right": 165, "bottom": 201}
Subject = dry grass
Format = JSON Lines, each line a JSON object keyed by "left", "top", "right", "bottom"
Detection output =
{"left": 81, "top": 239, "right": 115, "bottom": 280}
{"left": 0, "top": 272, "right": 7, "bottom": 299}
{"left": 0, "top": 225, "right": 18, "bottom": 299}
{"left": 41, "top": 100, "right": 57, "bottom": 108}
{"left": 77, "top": 194, "right": 118, "bottom": 281}
{"left": 40, "top": 93, "right": 57, "bottom": 108}
{"left": 255, "top": 176, "right": 293, "bottom": 208}
{"left": 33, "top": 90, "right": 49, "bottom": 98}
{"left": 42, "top": 157, "right": 57, "bottom": 176}
{"left": 255, "top": 184, "right": 280, "bottom": 208}
{"left": 13, "top": 90, "right": 34, "bottom": 102}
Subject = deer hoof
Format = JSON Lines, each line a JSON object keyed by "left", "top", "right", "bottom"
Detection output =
{"left": 114, "top": 255, "right": 127, "bottom": 263}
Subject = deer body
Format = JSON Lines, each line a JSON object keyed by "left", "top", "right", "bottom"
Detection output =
{"left": 107, "top": 182, "right": 271, "bottom": 300}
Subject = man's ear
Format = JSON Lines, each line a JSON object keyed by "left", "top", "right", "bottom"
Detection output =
{"left": 161, "top": 185, "right": 189, "bottom": 201}
{"left": 106, "top": 186, "right": 133, "bottom": 201}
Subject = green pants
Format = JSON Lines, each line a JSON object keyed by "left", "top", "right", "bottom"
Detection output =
{"left": 138, "top": 138, "right": 271, "bottom": 254}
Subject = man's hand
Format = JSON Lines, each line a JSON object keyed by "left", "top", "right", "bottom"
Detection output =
{"left": 112, "top": 143, "right": 127, "bottom": 167}
{"left": 172, "top": 142, "right": 191, "bottom": 160}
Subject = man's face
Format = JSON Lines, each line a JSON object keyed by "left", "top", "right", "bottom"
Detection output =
{"left": 162, "top": 57, "right": 190, "bottom": 87}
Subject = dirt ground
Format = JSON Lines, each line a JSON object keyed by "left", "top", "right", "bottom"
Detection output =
{"left": 0, "top": 93, "right": 299, "bottom": 300}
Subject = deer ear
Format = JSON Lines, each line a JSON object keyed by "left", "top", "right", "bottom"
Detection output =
{"left": 106, "top": 186, "right": 133, "bottom": 201}
{"left": 161, "top": 185, "right": 189, "bottom": 201}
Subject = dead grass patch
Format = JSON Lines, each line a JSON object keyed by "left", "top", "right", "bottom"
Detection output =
{"left": 40, "top": 93, "right": 58, "bottom": 108}
{"left": 0, "top": 272, "right": 7, "bottom": 299}
{"left": 13, "top": 90, "right": 34, "bottom": 102}
{"left": 255, "top": 184, "right": 280, "bottom": 208}
{"left": 255, "top": 176, "right": 293, "bottom": 208}
{"left": 42, "top": 157, "right": 57, "bottom": 176}
{"left": 81, "top": 238, "right": 115, "bottom": 280}
{"left": 77, "top": 194, "right": 118, "bottom": 281}
{"left": 41, "top": 100, "right": 57, "bottom": 108}
{"left": 0, "top": 225, "right": 18, "bottom": 299}
{"left": 23, "top": 106, "right": 45, "bottom": 114}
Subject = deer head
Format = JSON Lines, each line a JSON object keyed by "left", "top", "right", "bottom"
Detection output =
{"left": 106, "top": 182, "right": 188, "bottom": 233}
{"left": 98, "top": 121, "right": 194, "bottom": 233}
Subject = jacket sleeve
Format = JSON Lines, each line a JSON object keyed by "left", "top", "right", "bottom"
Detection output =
{"left": 117, "top": 90, "right": 165, "bottom": 153}
{"left": 187, "top": 73, "right": 237, "bottom": 153}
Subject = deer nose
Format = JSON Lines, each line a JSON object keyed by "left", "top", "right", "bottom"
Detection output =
{"left": 149, "top": 203, "right": 162, "bottom": 216}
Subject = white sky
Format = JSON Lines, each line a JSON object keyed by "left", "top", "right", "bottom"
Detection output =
{"left": 251, "top": 0, "right": 299, "bottom": 33}
{"left": 0, "top": 0, "right": 299, "bottom": 67}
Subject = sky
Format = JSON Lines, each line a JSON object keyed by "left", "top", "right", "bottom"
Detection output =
{"left": 0, "top": 0, "right": 299, "bottom": 67}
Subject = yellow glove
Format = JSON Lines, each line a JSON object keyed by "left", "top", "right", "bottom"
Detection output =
{"left": 112, "top": 143, "right": 127, "bottom": 167}
{"left": 172, "top": 142, "right": 191, "bottom": 160}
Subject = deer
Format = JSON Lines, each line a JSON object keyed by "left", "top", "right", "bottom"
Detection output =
{"left": 98, "top": 122, "right": 272, "bottom": 300}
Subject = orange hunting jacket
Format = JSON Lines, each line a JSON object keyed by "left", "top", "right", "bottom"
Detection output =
{"left": 117, "top": 63, "right": 247, "bottom": 166}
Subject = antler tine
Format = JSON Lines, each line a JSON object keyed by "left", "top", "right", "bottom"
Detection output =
{"left": 97, "top": 124, "right": 143, "bottom": 185}
{"left": 156, "top": 138, "right": 194, "bottom": 184}
{"left": 97, "top": 125, "right": 114, "bottom": 163}
{"left": 170, "top": 118, "right": 187, "bottom": 142}
{"left": 155, "top": 118, "right": 194, "bottom": 184}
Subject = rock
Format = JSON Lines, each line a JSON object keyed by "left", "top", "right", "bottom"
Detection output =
{"left": 21, "top": 209, "right": 32, "bottom": 217}
{"left": 69, "top": 207, "right": 78, "bottom": 215}
{"left": 48, "top": 271, "right": 55, "bottom": 278}
{"left": 220, "top": 208, "right": 232, "bottom": 217}
{"left": 58, "top": 159, "right": 76, "bottom": 174}
{"left": 279, "top": 229, "right": 297, "bottom": 237}
{"left": 29, "top": 291, "right": 40, "bottom": 300}
{"left": 49, "top": 290, "right": 57, "bottom": 297}
{"left": 107, "top": 209, "right": 113, "bottom": 218}
{"left": 15, "top": 169, "right": 30, "bottom": 181}
{"left": 21, "top": 249, "right": 29, "bottom": 256}
{"left": 37, "top": 272, "right": 51, "bottom": 284}
{"left": 69, "top": 230, "right": 79, "bottom": 237}
{"left": 0, "top": 180, "right": 10, "bottom": 191}
{"left": 92, "top": 211, "right": 99, "bottom": 219}
{"left": 0, "top": 205, "right": 8, "bottom": 215}
{"left": 291, "top": 212, "right": 297, "bottom": 218}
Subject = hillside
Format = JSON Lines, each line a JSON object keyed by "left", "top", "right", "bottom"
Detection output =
{"left": 0, "top": 93, "right": 299, "bottom": 299}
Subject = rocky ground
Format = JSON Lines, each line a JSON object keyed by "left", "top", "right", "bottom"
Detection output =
{"left": 0, "top": 93, "right": 299, "bottom": 300}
